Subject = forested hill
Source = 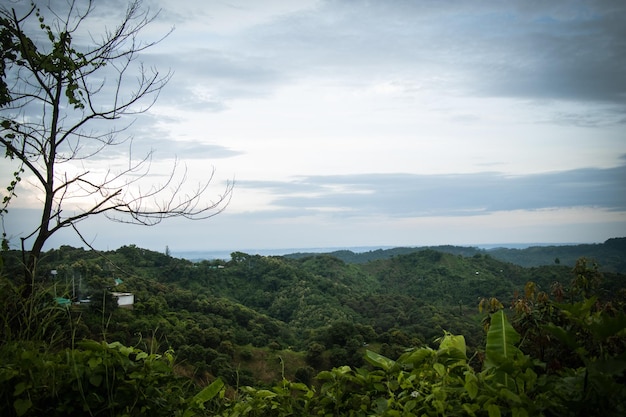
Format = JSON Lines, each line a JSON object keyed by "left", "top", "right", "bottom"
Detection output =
{"left": 2, "top": 243, "right": 626, "bottom": 413}
{"left": 285, "top": 237, "right": 626, "bottom": 272}
{"left": 483, "top": 237, "right": 626, "bottom": 271}
{"left": 3, "top": 245, "right": 623, "bottom": 361}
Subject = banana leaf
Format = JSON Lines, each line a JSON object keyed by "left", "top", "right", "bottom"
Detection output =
{"left": 183, "top": 377, "right": 224, "bottom": 417}
{"left": 484, "top": 310, "right": 520, "bottom": 370}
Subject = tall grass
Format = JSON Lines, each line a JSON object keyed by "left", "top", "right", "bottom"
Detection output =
{"left": 0, "top": 269, "right": 76, "bottom": 349}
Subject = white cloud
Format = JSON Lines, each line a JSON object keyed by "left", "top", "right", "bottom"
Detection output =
{"left": 3, "top": 0, "right": 626, "bottom": 252}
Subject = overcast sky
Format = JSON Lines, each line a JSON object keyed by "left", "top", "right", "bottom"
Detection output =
{"left": 5, "top": 0, "right": 626, "bottom": 254}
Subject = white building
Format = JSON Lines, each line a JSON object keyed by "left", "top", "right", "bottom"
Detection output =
{"left": 111, "top": 292, "right": 135, "bottom": 309}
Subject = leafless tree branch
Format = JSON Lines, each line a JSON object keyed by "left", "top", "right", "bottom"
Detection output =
{"left": 0, "top": 0, "right": 233, "bottom": 287}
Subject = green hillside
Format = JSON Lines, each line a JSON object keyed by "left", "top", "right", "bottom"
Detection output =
{"left": 285, "top": 237, "right": 626, "bottom": 272}
{"left": 2, "top": 245, "right": 620, "bottom": 370}
{"left": 2, "top": 245, "right": 625, "bottom": 415}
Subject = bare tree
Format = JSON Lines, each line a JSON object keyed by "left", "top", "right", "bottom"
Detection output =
{"left": 0, "top": 0, "right": 233, "bottom": 287}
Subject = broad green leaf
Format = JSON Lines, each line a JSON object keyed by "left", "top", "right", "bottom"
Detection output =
{"left": 463, "top": 403, "right": 479, "bottom": 416}
{"left": 365, "top": 350, "right": 397, "bottom": 372}
{"left": 14, "top": 398, "right": 32, "bottom": 417}
{"left": 486, "top": 403, "right": 502, "bottom": 417}
{"left": 13, "top": 382, "right": 28, "bottom": 396}
{"left": 193, "top": 377, "right": 224, "bottom": 404}
{"left": 316, "top": 370, "right": 334, "bottom": 381}
{"left": 255, "top": 389, "right": 278, "bottom": 398}
{"left": 78, "top": 339, "right": 105, "bottom": 351}
{"left": 288, "top": 381, "right": 310, "bottom": 392}
{"left": 184, "top": 378, "right": 225, "bottom": 417}
{"left": 499, "top": 388, "right": 521, "bottom": 404}
{"left": 336, "top": 365, "right": 351, "bottom": 374}
{"left": 484, "top": 310, "right": 520, "bottom": 370}
{"left": 433, "top": 363, "right": 446, "bottom": 377}
{"left": 464, "top": 373, "right": 479, "bottom": 399}
{"left": 398, "top": 347, "right": 433, "bottom": 367}
{"left": 89, "top": 373, "right": 103, "bottom": 387}
{"left": 88, "top": 356, "right": 102, "bottom": 368}
{"left": 404, "top": 399, "right": 416, "bottom": 412}
{"left": 439, "top": 333, "right": 467, "bottom": 358}
{"left": 374, "top": 397, "right": 388, "bottom": 413}
{"left": 512, "top": 407, "right": 529, "bottom": 417}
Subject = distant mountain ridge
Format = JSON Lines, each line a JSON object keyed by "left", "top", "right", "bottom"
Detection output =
{"left": 284, "top": 237, "right": 626, "bottom": 273}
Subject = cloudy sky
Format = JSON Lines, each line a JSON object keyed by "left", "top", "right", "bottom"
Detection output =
{"left": 5, "top": 0, "right": 626, "bottom": 254}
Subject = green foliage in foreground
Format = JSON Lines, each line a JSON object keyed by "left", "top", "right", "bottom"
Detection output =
{"left": 0, "top": 338, "right": 225, "bottom": 417}
{"left": 218, "top": 308, "right": 626, "bottom": 417}
{"left": 2, "top": 289, "right": 625, "bottom": 416}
